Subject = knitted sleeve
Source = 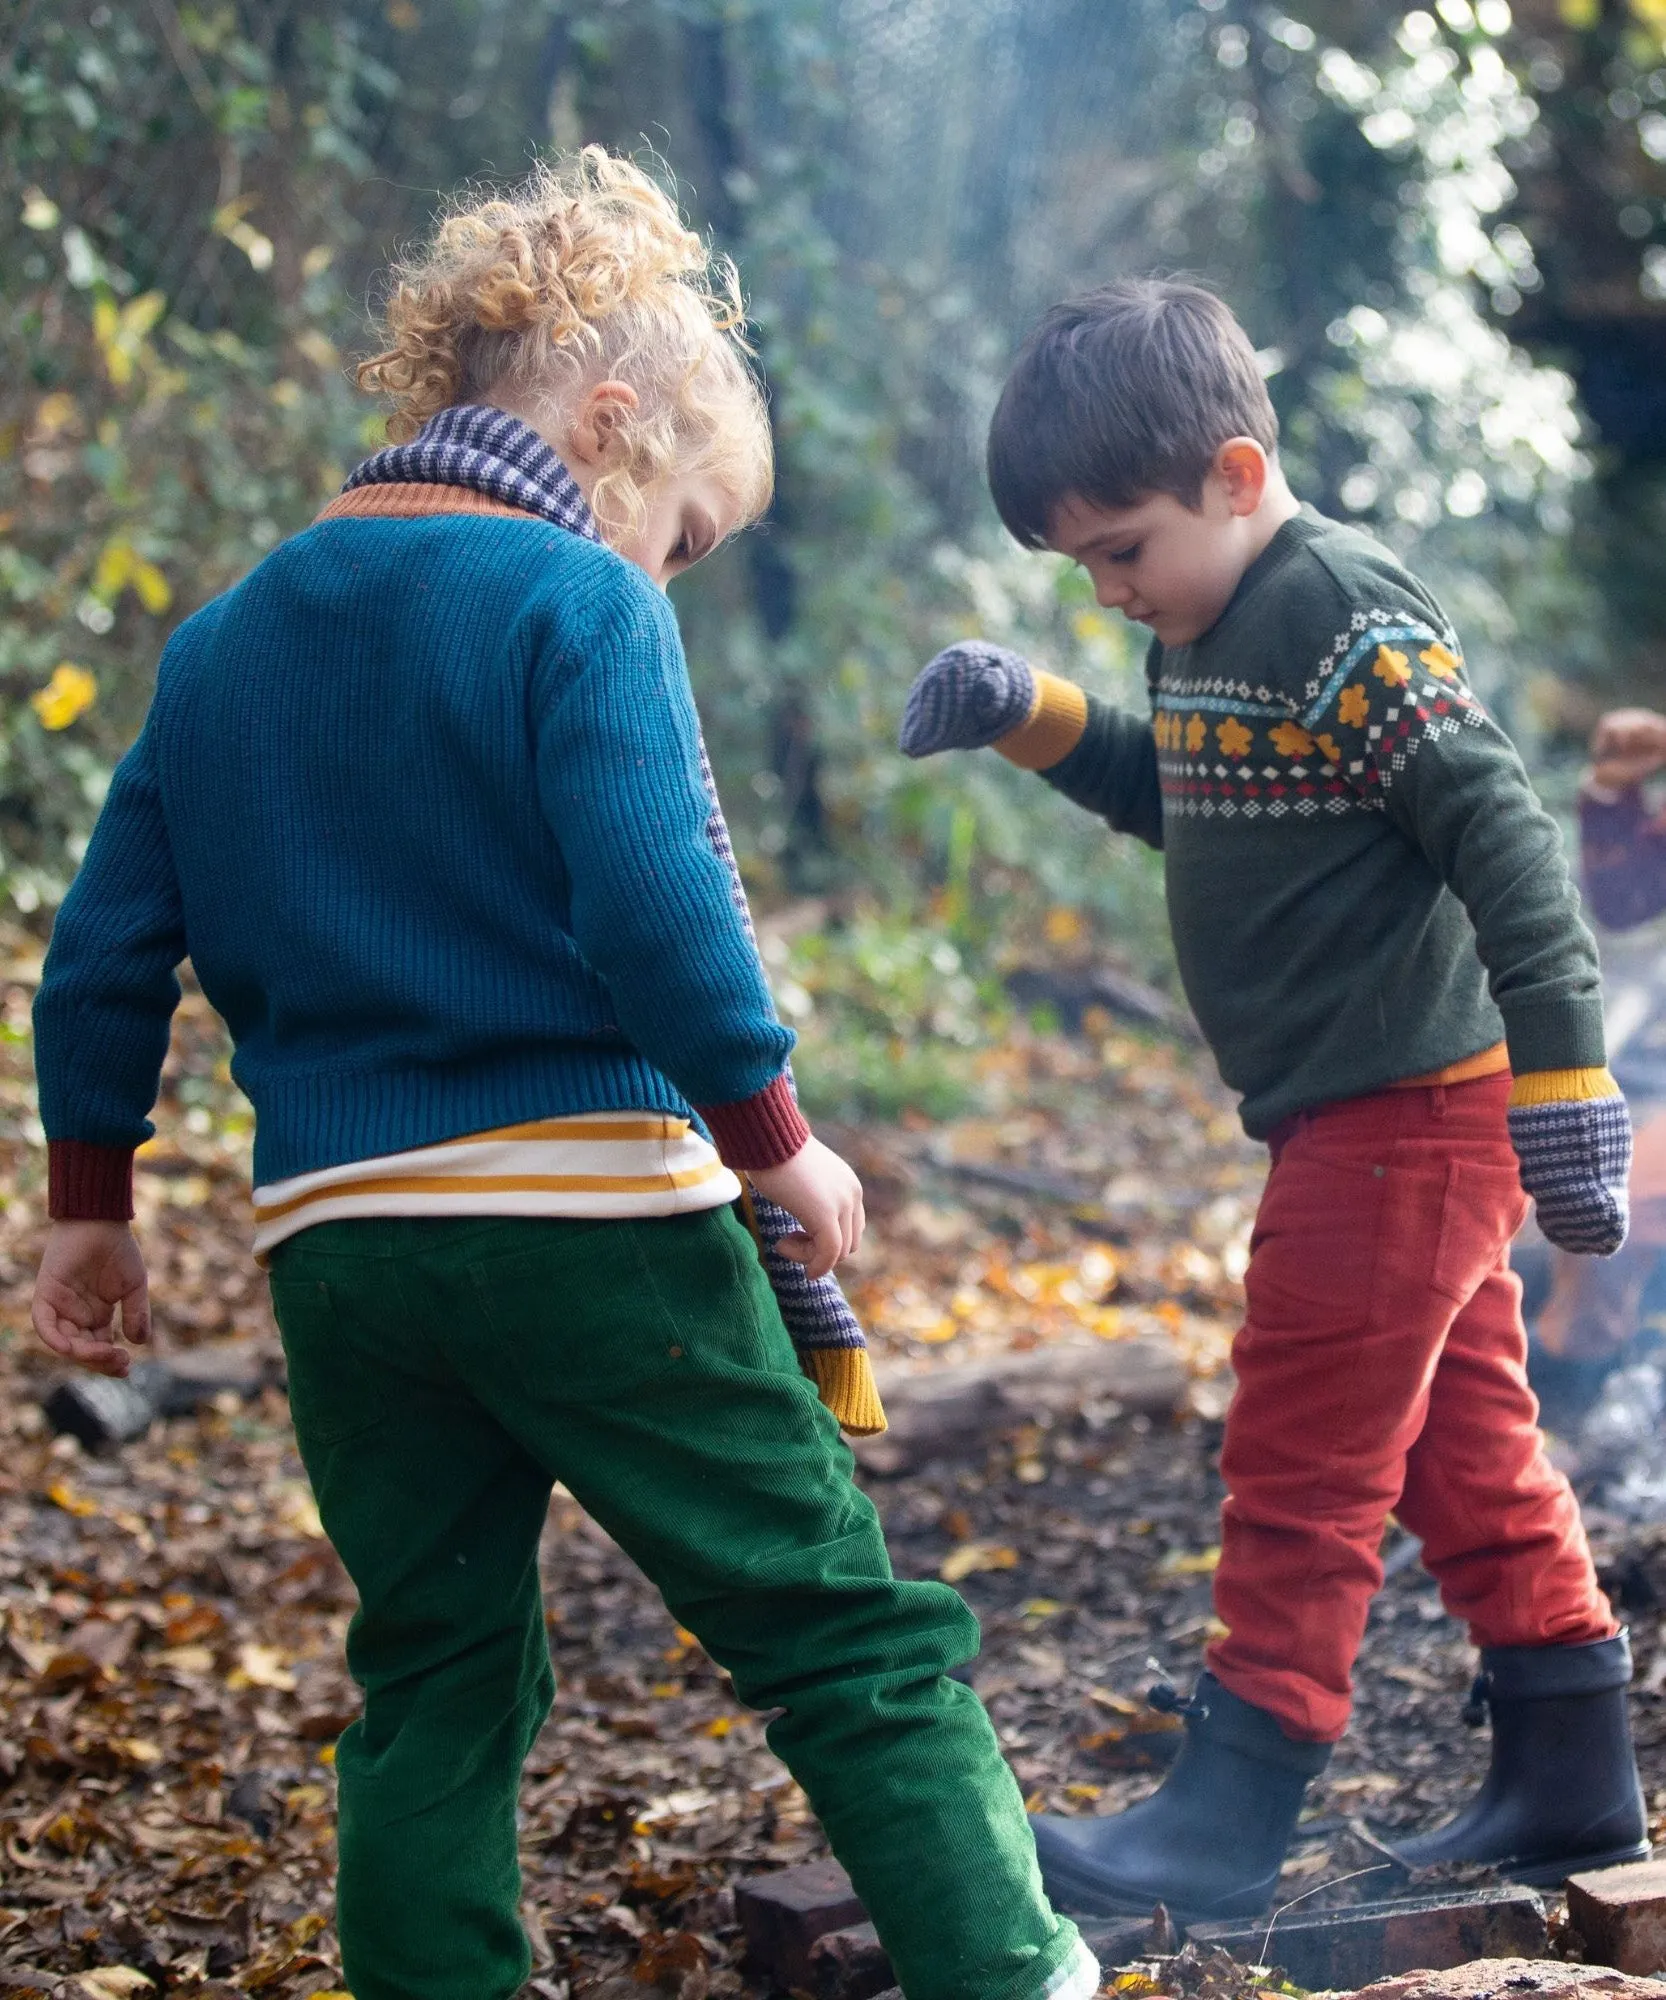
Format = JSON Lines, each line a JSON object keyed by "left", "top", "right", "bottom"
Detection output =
{"left": 992, "top": 671, "right": 1164, "bottom": 849}
{"left": 1292, "top": 574, "right": 1605, "bottom": 1078}
{"left": 1581, "top": 787, "right": 1666, "bottom": 933}
{"left": 33, "top": 705, "right": 188, "bottom": 1219}
{"left": 532, "top": 572, "right": 806, "bottom": 1167}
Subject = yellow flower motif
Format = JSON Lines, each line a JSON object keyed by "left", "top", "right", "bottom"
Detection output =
{"left": 1315, "top": 732, "right": 1344, "bottom": 766}
{"left": 1338, "top": 683, "right": 1370, "bottom": 728}
{"left": 31, "top": 662, "right": 97, "bottom": 731}
{"left": 1270, "top": 721, "right": 1316, "bottom": 760}
{"left": 1185, "top": 713, "right": 1206, "bottom": 755}
{"left": 1373, "top": 644, "right": 1411, "bottom": 688}
{"left": 1152, "top": 713, "right": 1170, "bottom": 751}
{"left": 1217, "top": 717, "right": 1253, "bottom": 759}
{"left": 1419, "top": 641, "right": 1461, "bottom": 680}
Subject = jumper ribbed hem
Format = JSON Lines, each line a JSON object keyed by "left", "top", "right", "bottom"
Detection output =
{"left": 696, "top": 1072, "right": 809, "bottom": 1169}
{"left": 48, "top": 1140, "right": 135, "bottom": 1221}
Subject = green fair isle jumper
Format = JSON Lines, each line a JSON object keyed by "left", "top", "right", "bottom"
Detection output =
{"left": 998, "top": 507, "right": 1605, "bottom": 1139}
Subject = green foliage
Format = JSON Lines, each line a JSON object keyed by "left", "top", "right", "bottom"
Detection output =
{"left": 773, "top": 907, "right": 1011, "bottom": 1123}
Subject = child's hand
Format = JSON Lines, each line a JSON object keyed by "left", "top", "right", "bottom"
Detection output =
{"left": 1508, "top": 1080, "right": 1632, "bottom": 1257}
{"left": 749, "top": 1138, "right": 865, "bottom": 1280}
{"left": 900, "top": 641, "right": 1036, "bottom": 757}
{"left": 32, "top": 1220, "right": 152, "bottom": 1377}
{"left": 1589, "top": 708, "right": 1666, "bottom": 794}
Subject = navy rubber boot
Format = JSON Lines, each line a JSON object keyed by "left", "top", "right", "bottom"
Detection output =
{"left": 1029, "top": 1673, "right": 1331, "bottom": 1924}
{"left": 1386, "top": 1632, "right": 1648, "bottom": 1884}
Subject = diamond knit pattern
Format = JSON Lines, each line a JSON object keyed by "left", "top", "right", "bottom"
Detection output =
{"left": 1508, "top": 1095, "right": 1632, "bottom": 1255}
{"left": 901, "top": 641, "right": 1035, "bottom": 757}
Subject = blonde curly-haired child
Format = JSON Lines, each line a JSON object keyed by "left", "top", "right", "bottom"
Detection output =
{"left": 30, "top": 151, "right": 1096, "bottom": 2000}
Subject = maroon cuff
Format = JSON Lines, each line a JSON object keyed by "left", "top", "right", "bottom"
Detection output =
{"left": 695, "top": 1072, "right": 811, "bottom": 1170}
{"left": 48, "top": 1141, "right": 136, "bottom": 1221}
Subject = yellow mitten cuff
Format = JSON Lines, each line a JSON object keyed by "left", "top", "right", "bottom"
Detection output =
{"left": 802, "top": 1345, "right": 888, "bottom": 1437}
{"left": 1507, "top": 1066, "right": 1623, "bottom": 1108}
{"left": 994, "top": 672, "right": 1089, "bottom": 772}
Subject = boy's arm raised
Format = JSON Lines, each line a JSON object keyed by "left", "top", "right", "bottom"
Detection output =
{"left": 1302, "top": 607, "right": 1628, "bottom": 1256}
{"left": 900, "top": 641, "right": 1163, "bottom": 847}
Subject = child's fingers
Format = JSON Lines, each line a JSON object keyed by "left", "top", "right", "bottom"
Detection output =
{"left": 32, "top": 1297, "right": 133, "bottom": 1375}
{"left": 120, "top": 1274, "right": 151, "bottom": 1347}
{"left": 775, "top": 1224, "right": 839, "bottom": 1280}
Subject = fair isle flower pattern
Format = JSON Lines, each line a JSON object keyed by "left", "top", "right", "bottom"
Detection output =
{"left": 1152, "top": 610, "right": 1484, "bottom": 822}
{"left": 1507, "top": 1097, "right": 1632, "bottom": 1256}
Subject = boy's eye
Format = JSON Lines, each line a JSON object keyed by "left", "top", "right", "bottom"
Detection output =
{"left": 1108, "top": 544, "right": 1142, "bottom": 565}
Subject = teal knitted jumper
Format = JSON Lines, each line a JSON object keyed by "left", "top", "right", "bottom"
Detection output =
{"left": 33, "top": 506, "right": 807, "bottom": 1210}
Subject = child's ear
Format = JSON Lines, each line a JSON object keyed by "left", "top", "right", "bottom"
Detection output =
{"left": 567, "top": 379, "right": 641, "bottom": 467}
{"left": 1215, "top": 438, "right": 1270, "bottom": 517}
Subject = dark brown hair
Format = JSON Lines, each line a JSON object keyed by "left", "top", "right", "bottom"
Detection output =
{"left": 986, "top": 278, "right": 1279, "bottom": 548}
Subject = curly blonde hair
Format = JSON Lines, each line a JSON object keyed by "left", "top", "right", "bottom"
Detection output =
{"left": 357, "top": 148, "right": 773, "bottom": 542}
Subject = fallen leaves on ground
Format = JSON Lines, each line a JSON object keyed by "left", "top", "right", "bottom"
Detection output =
{"left": 4, "top": 934, "right": 1666, "bottom": 1997}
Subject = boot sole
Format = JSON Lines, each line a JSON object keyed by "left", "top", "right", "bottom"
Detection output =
{"left": 1034, "top": 1840, "right": 1278, "bottom": 1929}
{"left": 1503, "top": 1840, "right": 1652, "bottom": 1888}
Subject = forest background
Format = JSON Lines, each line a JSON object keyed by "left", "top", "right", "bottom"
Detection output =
{"left": 4, "top": 0, "right": 1666, "bottom": 1120}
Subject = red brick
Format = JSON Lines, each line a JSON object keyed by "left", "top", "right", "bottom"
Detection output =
{"left": 1569, "top": 1860, "right": 1666, "bottom": 1976}
{"left": 735, "top": 1859, "right": 868, "bottom": 1989}
{"left": 1355, "top": 1958, "right": 1666, "bottom": 2000}
{"left": 1189, "top": 1885, "right": 1546, "bottom": 1988}
{"left": 808, "top": 1921, "right": 892, "bottom": 2000}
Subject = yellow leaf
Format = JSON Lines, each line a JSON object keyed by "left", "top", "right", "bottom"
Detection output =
{"left": 1020, "top": 1598, "right": 1063, "bottom": 1618}
{"left": 702, "top": 1716, "right": 734, "bottom": 1738}
{"left": 317, "top": 1741, "right": 338, "bottom": 1766}
{"left": 940, "top": 1541, "right": 1019, "bottom": 1583}
{"left": 1159, "top": 1545, "right": 1222, "bottom": 1575}
{"left": 154, "top": 1644, "right": 216, "bottom": 1675}
{"left": 1043, "top": 905, "right": 1084, "bottom": 946}
{"left": 1063, "top": 1782, "right": 1102, "bottom": 1800}
{"left": 295, "top": 327, "right": 341, "bottom": 372}
{"left": 284, "top": 1783, "right": 329, "bottom": 1813}
{"left": 35, "top": 390, "right": 79, "bottom": 437}
{"left": 1560, "top": 0, "right": 1600, "bottom": 21}
{"left": 46, "top": 1478, "right": 99, "bottom": 1517}
{"left": 93, "top": 538, "right": 135, "bottom": 599}
{"left": 131, "top": 558, "right": 172, "bottom": 614}
{"left": 227, "top": 1642, "right": 297, "bottom": 1692}
{"left": 21, "top": 186, "right": 60, "bottom": 230}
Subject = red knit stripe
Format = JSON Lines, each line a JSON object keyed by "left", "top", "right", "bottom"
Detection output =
{"left": 48, "top": 1141, "right": 135, "bottom": 1221}
{"left": 695, "top": 1072, "right": 810, "bottom": 1170}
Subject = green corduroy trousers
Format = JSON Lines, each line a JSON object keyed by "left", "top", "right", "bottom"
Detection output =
{"left": 268, "top": 1208, "right": 1082, "bottom": 2000}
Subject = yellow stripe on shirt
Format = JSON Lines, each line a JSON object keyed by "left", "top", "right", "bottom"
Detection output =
{"left": 252, "top": 1110, "right": 742, "bottom": 1259}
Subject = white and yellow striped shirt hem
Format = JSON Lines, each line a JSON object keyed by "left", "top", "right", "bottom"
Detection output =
{"left": 252, "top": 1111, "right": 741, "bottom": 1261}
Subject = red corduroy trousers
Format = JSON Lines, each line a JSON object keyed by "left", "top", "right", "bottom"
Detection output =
{"left": 1206, "top": 1073, "right": 1616, "bottom": 1742}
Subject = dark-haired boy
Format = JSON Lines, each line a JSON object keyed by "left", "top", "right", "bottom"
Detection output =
{"left": 902, "top": 279, "right": 1645, "bottom": 1920}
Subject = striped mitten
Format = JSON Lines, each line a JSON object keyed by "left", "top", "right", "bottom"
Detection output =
{"left": 1507, "top": 1069, "right": 1632, "bottom": 1256}
{"left": 900, "top": 642, "right": 1036, "bottom": 756}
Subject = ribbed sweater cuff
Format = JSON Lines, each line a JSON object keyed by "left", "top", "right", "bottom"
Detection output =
{"left": 1502, "top": 995, "right": 1609, "bottom": 1078}
{"left": 695, "top": 1073, "right": 811, "bottom": 1170}
{"left": 48, "top": 1141, "right": 136, "bottom": 1221}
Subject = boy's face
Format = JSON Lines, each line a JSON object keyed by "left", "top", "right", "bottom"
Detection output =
{"left": 618, "top": 467, "right": 741, "bottom": 590}
{"left": 1045, "top": 443, "right": 1273, "bottom": 647}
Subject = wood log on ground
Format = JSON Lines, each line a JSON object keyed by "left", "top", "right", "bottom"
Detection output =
{"left": 856, "top": 1336, "right": 1187, "bottom": 1475}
